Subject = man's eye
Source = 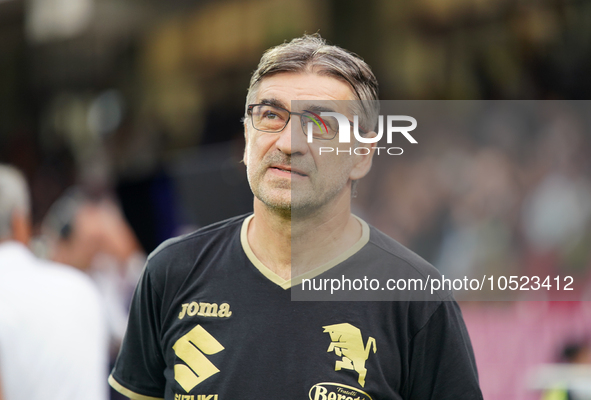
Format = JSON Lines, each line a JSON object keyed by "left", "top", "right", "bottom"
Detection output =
{"left": 326, "top": 120, "right": 337, "bottom": 132}
{"left": 263, "top": 111, "right": 285, "bottom": 121}
{"left": 263, "top": 112, "right": 281, "bottom": 120}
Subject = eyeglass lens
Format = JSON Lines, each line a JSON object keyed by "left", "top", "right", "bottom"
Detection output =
{"left": 250, "top": 105, "right": 335, "bottom": 139}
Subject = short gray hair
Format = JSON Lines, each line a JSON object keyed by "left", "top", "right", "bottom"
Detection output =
{"left": 0, "top": 165, "right": 31, "bottom": 238}
{"left": 245, "top": 34, "right": 379, "bottom": 131}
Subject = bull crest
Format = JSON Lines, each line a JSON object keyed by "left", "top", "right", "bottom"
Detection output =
{"left": 322, "top": 323, "right": 377, "bottom": 387}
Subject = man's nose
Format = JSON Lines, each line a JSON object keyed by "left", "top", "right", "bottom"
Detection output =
{"left": 276, "top": 117, "right": 309, "bottom": 156}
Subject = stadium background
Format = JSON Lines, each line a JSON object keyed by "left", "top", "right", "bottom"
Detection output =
{"left": 1, "top": 0, "right": 591, "bottom": 398}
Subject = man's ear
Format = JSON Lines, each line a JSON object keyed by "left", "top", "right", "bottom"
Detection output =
{"left": 349, "top": 131, "right": 377, "bottom": 181}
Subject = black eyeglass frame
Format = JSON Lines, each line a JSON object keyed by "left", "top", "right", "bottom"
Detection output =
{"left": 246, "top": 103, "right": 367, "bottom": 140}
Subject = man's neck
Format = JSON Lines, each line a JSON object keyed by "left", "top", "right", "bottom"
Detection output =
{"left": 247, "top": 194, "right": 363, "bottom": 280}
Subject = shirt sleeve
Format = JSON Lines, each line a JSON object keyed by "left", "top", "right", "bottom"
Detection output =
{"left": 109, "top": 265, "right": 166, "bottom": 400}
{"left": 403, "top": 300, "right": 483, "bottom": 400}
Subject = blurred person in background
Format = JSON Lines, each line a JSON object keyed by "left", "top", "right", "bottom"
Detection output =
{"left": 541, "top": 340, "right": 591, "bottom": 400}
{"left": 41, "top": 188, "right": 145, "bottom": 358}
{"left": 0, "top": 164, "right": 109, "bottom": 400}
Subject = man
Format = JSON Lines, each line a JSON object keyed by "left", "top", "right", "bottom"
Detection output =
{"left": 109, "top": 34, "right": 483, "bottom": 399}
{"left": 0, "top": 165, "right": 109, "bottom": 400}
{"left": 42, "top": 188, "right": 145, "bottom": 356}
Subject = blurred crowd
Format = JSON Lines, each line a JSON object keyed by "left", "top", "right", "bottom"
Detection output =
{"left": 356, "top": 102, "right": 591, "bottom": 300}
{"left": 1, "top": 0, "right": 591, "bottom": 399}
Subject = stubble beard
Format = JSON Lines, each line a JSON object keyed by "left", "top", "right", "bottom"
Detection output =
{"left": 247, "top": 151, "right": 292, "bottom": 216}
{"left": 247, "top": 151, "right": 352, "bottom": 219}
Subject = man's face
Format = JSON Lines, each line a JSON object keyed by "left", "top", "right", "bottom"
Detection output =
{"left": 244, "top": 72, "right": 374, "bottom": 215}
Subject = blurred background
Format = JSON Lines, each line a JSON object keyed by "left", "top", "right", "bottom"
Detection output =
{"left": 1, "top": 0, "right": 590, "bottom": 399}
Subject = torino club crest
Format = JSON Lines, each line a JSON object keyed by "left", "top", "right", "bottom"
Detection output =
{"left": 322, "top": 323, "right": 377, "bottom": 387}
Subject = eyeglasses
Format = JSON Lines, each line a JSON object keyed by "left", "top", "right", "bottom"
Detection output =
{"left": 247, "top": 104, "right": 339, "bottom": 140}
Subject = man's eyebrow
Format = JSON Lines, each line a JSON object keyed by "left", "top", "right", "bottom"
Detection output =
{"left": 259, "top": 98, "right": 287, "bottom": 109}
{"left": 303, "top": 104, "right": 337, "bottom": 113}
